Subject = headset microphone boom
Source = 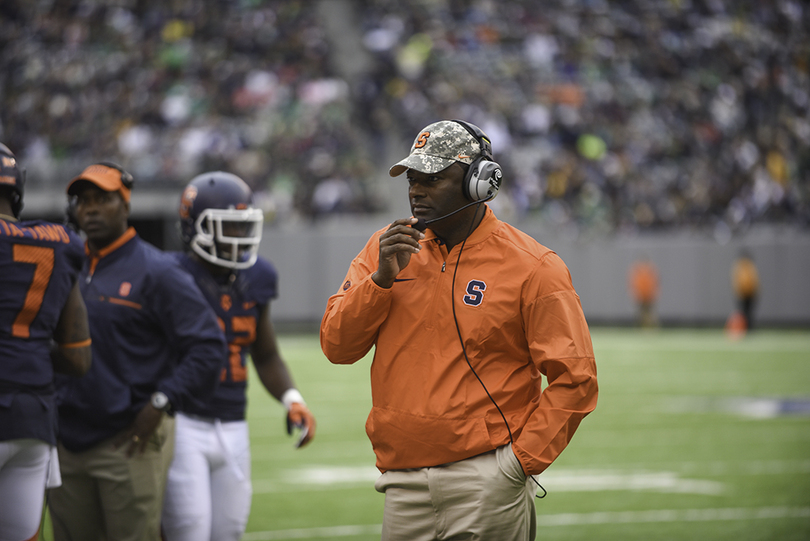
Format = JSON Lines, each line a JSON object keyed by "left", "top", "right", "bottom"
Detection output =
{"left": 412, "top": 193, "right": 494, "bottom": 232}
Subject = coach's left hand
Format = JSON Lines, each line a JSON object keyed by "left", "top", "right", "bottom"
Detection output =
{"left": 113, "top": 403, "right": 164, "bottom": 456}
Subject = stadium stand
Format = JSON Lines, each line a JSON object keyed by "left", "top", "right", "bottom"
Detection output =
{"left": 1, "top": 0, "right": 807, "bottom": 236}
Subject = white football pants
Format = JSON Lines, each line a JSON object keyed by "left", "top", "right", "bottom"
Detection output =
{"left": 161, "top": 413, "right": 252, "bottom": 541}
{"left": 0, "top": 439, "right": 59, "bottom": 541}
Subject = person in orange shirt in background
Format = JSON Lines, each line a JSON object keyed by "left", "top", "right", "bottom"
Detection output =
{"left": 731, "top": 250, "right": 760, "bottom": 331}
{"left": 628, "top": 255, "right": 660, "bottom": 328}
{"left": 320, "top": 120, "right": 598, "bottom": 541}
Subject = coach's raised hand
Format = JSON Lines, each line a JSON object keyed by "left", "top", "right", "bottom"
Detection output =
{"left": 372, "top": 218, "right": 425, "bottom": 289}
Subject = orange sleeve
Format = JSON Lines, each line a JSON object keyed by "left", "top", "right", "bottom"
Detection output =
{"left": 512, "top": 252, "right": 598, "bottom": 476}
{"left": 320, "top": 231, "right": 393, "bottom": 364}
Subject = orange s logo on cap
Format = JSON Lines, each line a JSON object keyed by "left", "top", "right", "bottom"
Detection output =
{"left": 414, "top": 131, "right": 430, "bottom": 149}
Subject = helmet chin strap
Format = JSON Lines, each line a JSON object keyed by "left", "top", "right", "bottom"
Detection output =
{"left": 190, "top": 237, "right": 257, "bottom": 270}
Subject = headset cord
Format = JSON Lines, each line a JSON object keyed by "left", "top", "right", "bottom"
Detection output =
{"left": 449, "top": 203, "right": 547, "bottom": 499}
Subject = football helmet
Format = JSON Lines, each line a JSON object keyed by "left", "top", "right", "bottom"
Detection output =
{"left": 179, "top": 171, "right": 263, "bottom": 269}
{"left": 0, "top": 143, "right": 25, "bottom": 218}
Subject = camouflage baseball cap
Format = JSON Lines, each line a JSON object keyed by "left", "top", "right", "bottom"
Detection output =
{"left": 388, "top": 120, "right": 481, "bottom": 177}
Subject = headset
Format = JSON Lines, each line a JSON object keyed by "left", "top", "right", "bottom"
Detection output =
{"left": 444, "top": 124, "right": 547, "bottom": 498}
{"left": 96, "top": 161, "right": 135, "bottom": 190}
{"left": 451, "top": 119, "right": 503, "bottom": 202}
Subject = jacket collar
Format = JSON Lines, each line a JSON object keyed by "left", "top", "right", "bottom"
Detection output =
{"left": 465, "top": 205, "right": 498, "bottom": 246}
{"left": 86, "top": 227, "right": 137, "bottom": 277}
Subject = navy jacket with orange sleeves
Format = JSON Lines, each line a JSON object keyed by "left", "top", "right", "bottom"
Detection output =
{"left": 56, "top": 228, "right": 227, "bottom": 452}
{"left": 321, "top": 207, "right": 598, "bottom": 476}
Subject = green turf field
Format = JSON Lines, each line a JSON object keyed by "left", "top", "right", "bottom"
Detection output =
{"left": 39, "top": 328, "right": 810, "bottom": 540}
{"left": 241, "top": 328, "right": 810, "bottom": 541}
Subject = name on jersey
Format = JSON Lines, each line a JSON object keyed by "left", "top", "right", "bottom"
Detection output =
{"left": 0, "top": 221, "right": 71, "bottom": 244}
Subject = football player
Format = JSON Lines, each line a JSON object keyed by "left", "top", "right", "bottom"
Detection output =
{"left": 0, "top": 143, "right": 91, "bottom": 540}
{"left": 161, "top": 171, "right": 316, "bottom": 541}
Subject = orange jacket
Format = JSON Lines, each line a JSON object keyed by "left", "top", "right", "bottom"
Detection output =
{"left": 732, "top": 257, "right": 759, "bottom": 299}
{"left": 320, "top": 207, "right": 598, "bottom": 475}
{"left": 629, "top": 261, "right": 659, "bottom": 304}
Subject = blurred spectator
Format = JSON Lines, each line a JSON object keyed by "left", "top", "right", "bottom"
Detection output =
{"left": 628, "top": 255, "right": 660, "bottom": 328}
{"left": 731, "top": 249, "right": 760, "bottom": 331}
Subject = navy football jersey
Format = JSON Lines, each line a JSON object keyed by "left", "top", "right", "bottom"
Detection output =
{"left": 0, "top": 218, "right": 84, "bottom": 443}
{"left": 173, "top": 252, "right": 277, "bottom": 421}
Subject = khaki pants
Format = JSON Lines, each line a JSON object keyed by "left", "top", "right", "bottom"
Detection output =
{"left": 49, "top": 415, "right": 175, "bottom": 541}
{"left": 375, "top": 444, "right": 537, "bottom": 541}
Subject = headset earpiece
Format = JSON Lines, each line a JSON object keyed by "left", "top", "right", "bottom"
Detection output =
{"left": 120, "top": 170, "right": 134, "bottom": 190}
{"left": 97, "top": 161, "right": 134, "bottom": 190}
{"left": 464, "top": 159, "right": 503, "bottom": 201}
{"left": 451, "top": 120, "right": 503, "bottom": 202}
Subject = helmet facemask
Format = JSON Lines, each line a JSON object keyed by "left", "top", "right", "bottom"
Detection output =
{"left": 190, "top": 207, "right": 263, "bottom": 269}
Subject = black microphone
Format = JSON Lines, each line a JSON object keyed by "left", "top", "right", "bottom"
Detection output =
{"left": 412, "top": 195, "right": 493, "bottom": 232}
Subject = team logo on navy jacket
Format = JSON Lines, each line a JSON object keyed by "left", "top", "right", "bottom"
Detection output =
{"left": 463, "top": 280, "right": 486, "bottom": 306}
{"left": 119, "top": 282, "right": 132, "bottom": 297}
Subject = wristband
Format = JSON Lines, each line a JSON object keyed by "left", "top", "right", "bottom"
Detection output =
{"left": 281, "top": 388, "right": 305, "bottom": 411}
{"left": 58, "top": 338, "right": 92, "bottom": 349}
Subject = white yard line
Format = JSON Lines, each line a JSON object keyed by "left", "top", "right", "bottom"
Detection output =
{"left": 242, "top": 507, "right": 810, "bottom": 540}
{"left": 540, "top": 506, "right": 810, "bottom": 525}
{"left": 243, "top": 524, "right": 381, "bottom": 540}
{"left": 252, "top": 460, "right": 810, "bottom": 495}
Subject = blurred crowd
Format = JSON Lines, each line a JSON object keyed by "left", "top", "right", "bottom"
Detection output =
{"left": 1, "top": 0, "right": 808, "bottom": 234}
{"left": 1, "top": 0, "right": 383, "bottom": 221}
{"left": 356, "top": 0, "right": 809, "bottom": 236}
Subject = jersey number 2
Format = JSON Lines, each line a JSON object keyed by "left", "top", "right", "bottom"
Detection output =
{"left": 11, "top": 244, "right": 55, "bottom": 338}
{"left": 220, "top": 315, "right": 256, "bottom": 383}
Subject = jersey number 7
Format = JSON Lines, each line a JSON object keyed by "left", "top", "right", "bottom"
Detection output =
{"left": 10, "top": 244, "right": 55, "bottom": 338}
